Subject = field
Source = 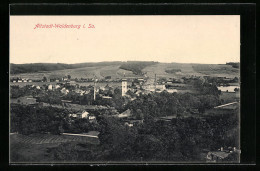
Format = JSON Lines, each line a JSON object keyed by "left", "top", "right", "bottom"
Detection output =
{"left": 143, "top": 63, "right": 239, "bottom": 79}
{"left": 10, "top": 133, "right": 99, "bottom": 162}
{"left": 10, "top": 64, "right": 140, "bottom": 80}
{"left": 143, "top": 63, "right": 201, "bottom": 79}
{"left": 192, "top": 64, "right": 239, "bottom": 78}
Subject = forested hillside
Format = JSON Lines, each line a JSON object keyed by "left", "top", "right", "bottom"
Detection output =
{"left": 10, "top": 62, "right": 123, "bottom": 74}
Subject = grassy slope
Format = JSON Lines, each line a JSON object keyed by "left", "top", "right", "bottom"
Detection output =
{"left": 10, "top": 65, "right": 140, "bottom": 80}
{"left": 192, "top": 64, "right": 239, "bottom": 78}
{"left": 143, "top": 63, "right": 239, "bottom": 79}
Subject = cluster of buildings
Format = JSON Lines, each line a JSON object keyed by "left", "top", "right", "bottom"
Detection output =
{"left": 12, "top": 78, "right": 32, "bottom": 83}
{"left": 121, "top": 74, "right": 179, "bottom": 96}
{"left": 68, "top": 110, "right": 96, "bottom": 122}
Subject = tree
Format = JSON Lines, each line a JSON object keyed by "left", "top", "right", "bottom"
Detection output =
{"left": 234, "top": 88, "right": 239, "bottom": 92}
{"left": 67, "top": 75, "right": 71, "bottom": 79}
{"left": 42, "top": 76, "right": 47, "bottom": 82}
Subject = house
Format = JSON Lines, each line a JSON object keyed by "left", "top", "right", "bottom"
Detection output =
{"left": 69, "top": 110, "right": 89, "bottom": 119}
{"left": 166, "top": 89, "right": 178, "bottom": 93}
{"left": 99, "top": 86, "right": 106, "bottom": 91}
{"left": 156, "top": 84, "right": 166, "bottom": 90}
{"left": 61, "top": 88, "right": 69, "bottom": 95}
{"left": 55, "top": 84, "right": 61, "bottom": 89}
{"left": 88, "top": 115, "right": 96, "bottom": 123}
{"left": 63, "top": 77, "right": 68, "bottom": 81}
{"left": 206, "top": 147, "right": 241, "bottom": 162}
{"left": 135, "top": 90, "right": 143, "bottom": 96}
{"left": 125, "top": 122, "right": 134, "bottom": 127}
{"left": 48, "top": 84, "right": 53, "bottom": 90}
{"left": 126, "top": 119, "right": 144, "bottom": 126}
{"left": 117, "top": 109, "right": 132, "bottom": 118}
{"left": 89, "top": 115, "right": 96, "bottom": 120}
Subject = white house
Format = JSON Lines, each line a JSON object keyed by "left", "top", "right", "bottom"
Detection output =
{"left": 81, "top": 110, "right": 89, "bottom": 118}
{"left": 48, "top": 84, "right": 53, "bottom": 90}
{"left": 61, "top": 88, "right": 69, "bottom": 95}
{"left": 156, "top": 84, "right": 166, "bottom": 90}
{"left": 166, "top": 89, "right": 178, "bottom": 93}
{"left": 89, "top": 115, "right": 96, "bottom": 120}
{"left": 69, "top": 110, "right": 89, "bottom": 119}
{"left": 55, "top": 85, "right": 61, "bottom": 89}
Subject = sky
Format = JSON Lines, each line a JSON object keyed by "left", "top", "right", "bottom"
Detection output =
{"left": 10, "top": 15, "right": 240, "bottom": 64}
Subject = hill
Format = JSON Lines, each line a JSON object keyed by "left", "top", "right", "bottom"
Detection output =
{"left": 143, "top": 63, "right": 239, "bottom": 79}
{"left": 10, "top": 62, "right": 239, "bottom": 80}
{"left": 10, "top": 62, "right": 123, "bottom": 74}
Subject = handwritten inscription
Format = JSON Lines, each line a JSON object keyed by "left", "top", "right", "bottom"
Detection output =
{"left": 34, "top": 24, "right": 95, "bottom": 30}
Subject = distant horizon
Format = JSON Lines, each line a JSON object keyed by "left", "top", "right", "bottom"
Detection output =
{"left": 10, "top": 60, "right": 240, "bottom": 65}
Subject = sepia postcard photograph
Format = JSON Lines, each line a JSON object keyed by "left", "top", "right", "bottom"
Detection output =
{"left": 9, "top": 14, "right": 241, "bottom": 164}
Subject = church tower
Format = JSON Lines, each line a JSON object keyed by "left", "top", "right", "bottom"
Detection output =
{"left": 122, "top": 78, "right": 127, "bottom": 96}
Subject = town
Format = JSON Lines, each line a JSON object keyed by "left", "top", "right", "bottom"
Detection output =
{"left": 10, "top": 63, "right": 240, "bottom": 163}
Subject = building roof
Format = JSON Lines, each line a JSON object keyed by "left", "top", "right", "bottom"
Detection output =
{"left": 102, "top": 96, "right": 112, "bottom": 99}
{"left": 210, "top": 151, "right": 230, "bottom": 159}
{"left": 118, "top": 109, "right": 132, "bottom": 118}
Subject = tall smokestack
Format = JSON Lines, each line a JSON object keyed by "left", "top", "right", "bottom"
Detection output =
{"left": 94, "top": 79, "right": 97, "bottom": 101}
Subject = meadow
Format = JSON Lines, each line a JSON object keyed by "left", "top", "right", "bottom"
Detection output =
{"left": 10, "top": 65, "right": 140, "bottom": 81}
{"left": 10, "top": 133, "right": 99, "bottom": 162}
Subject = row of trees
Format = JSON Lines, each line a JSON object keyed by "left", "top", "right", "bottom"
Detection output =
{"left": 119, "top": 61, "right": 157, "bottom": 75}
